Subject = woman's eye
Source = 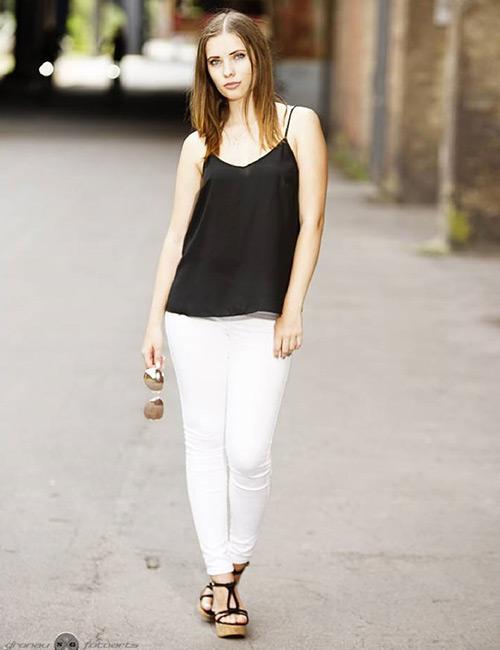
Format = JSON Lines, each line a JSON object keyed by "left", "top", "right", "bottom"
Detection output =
{"left": 209, "top": 53, "right": 245, "bottom": 66}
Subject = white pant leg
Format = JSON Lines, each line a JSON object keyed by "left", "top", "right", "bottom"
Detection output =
{"left": 224, "top": 316, "right": 292, "bottom": 564}
{"left": 164, "top": 311, "right": 234, "bottom": 576}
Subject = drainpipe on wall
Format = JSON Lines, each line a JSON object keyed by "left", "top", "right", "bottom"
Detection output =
{"left": 370, "top": 0, "right": 391, "bottom": 185}
{"left": 436, "top": 0, "right": 464, "bottom": 249}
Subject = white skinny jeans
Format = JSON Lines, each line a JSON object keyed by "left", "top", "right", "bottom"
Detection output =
{"left": 164, "top": 311, "right": 292, "bottom": 576}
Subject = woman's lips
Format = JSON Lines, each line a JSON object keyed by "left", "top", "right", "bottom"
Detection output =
{"left": 224, "top": 82, "right": 241, "bottom": 89}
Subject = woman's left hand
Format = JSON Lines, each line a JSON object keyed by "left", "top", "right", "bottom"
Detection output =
{"left": 274, "top": 310, "right": 303, "bottom": 358}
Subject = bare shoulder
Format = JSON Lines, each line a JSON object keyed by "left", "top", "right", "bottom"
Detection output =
{"left": 183, "top": 129, "right": 206, "bottom": 150}
{"left": 180, "top": 130, "right": 206, "bottom": 173}
{"left": 284, "top": 105, "right": 324, "bottom": 161}
{"left": 289, "top": 106, "right": 322, "bottom": 136}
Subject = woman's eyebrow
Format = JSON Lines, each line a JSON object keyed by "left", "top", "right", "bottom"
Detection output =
{"left": 207, "top": 49, "right": 246, "bottom": 59}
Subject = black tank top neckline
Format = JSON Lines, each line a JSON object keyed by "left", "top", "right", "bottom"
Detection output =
{"left": 165, "top": 104, "right": 300, "bottom": 318}
{"left": 207, "top": 137, "right": 296, "bottom": 171}
{"left": 203, "top": 105, "right": 297, "bottom": 171}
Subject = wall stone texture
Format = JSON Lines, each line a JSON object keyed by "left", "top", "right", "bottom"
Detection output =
{"left": 455, "top": 0, "right": 500, "bottom": 242}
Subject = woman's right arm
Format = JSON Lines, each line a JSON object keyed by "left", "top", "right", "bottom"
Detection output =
{"left": 141, "top": 131, "right": 204, "bottom": 369}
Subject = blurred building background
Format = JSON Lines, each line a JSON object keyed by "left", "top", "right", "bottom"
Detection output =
{"left": 332, "top": 0, "right": 500, "bottom": 248}
{"left": 1, "top": 0, "right": 499, "bottom": 248}
{"left": 2, "top": 7, "right": 500, "bottom": 644}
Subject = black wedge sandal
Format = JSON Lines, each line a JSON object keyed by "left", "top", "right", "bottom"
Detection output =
{"left": 210, "top": 579, "right": 249, "bottom": 638}
{"left": 197, "top": 561, "right": 250, "bottom": 623}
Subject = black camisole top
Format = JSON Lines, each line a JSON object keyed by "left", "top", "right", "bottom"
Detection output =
{"left": 165, "top": 104, "right": 300, "bottom": 317}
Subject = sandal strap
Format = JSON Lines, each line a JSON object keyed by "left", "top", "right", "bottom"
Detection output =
{"left": 199, "top": 594, "right": 213, "bottom": 601}
{"left": 210, "top": 580, "right": 248, "bottom": 620}
{"left": 210, "top": 579, "right": 236, "bottom": 588}
{"left": 199, "top": 582, "right": 214, "bottom": 610}
{"left": 199, "top": 583, "right": 213, "bottom": 600}
{"left": 215, "top": 608, "right": 249, "bottom": 624}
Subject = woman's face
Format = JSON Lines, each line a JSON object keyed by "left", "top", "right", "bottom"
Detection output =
{"left": 205, "top": 32, "right": 253, "bottom": 100}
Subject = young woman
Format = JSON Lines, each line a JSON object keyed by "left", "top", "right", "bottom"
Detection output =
{"left": 141, "top": 8, "right": 328, "bottom": 639}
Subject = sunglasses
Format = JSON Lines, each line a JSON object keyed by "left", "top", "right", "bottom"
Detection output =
{"left": 143, "top": 365, "right": 165, "bottom": 420}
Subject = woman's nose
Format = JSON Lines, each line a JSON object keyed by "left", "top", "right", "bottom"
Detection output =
{"left": 223, "top": 60, "right": 235, "bottom": 76}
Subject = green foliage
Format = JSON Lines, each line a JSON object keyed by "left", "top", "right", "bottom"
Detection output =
{"left": 66, "top": 14, "right": 91, "bottom": 53}
{"left": 66, "top": 0, "right": 94, "bottom": 54}
{"left": 145, "top": 0, "right": 160, "bottom": 32}
{"left": 447, "top": 203, "right": 473, "bottom": 245}
{"left": 66, "top": 0, "right": 127, "bottom": 55}
{"left": 99, "top": 4, "right": 126, "bottom": 55}
{"left": 417, "top": 204, "right": 473, "bottom": 255}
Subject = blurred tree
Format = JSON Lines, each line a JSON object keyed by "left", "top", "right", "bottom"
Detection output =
{"left": 99, "top": 2, "right": 127, "bottom": 55}
{"left": 0, "top": 0, "right": 15, "bottom": 12}
{"left": 66, "top": 0, "right": 94, "bottom": 53}
{"left": 66, "top": 0, "right": 126, "bottom": 55}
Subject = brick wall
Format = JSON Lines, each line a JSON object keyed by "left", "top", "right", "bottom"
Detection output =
{"left": 384, "top": 0, "right": 446, "bottom": 202}
{"left": 332, "top": 0, "right": 375, "bottom": 162}
{"left": 455, "top": 0, "right": 500, "bottom": 241}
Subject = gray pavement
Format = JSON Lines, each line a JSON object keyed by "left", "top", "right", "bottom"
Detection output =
{"left": 1, "top": 113, "right": 500, "bottom": 650}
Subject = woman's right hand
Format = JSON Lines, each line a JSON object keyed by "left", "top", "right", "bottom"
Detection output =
{"left": 141, "top": 324, "right": 165, "bottom": 369}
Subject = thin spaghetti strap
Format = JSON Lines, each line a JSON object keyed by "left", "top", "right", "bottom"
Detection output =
{"left": 284, "top": 105, "right": 296, "bottom": 138}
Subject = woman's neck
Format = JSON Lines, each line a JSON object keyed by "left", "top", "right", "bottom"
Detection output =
{"left": 224, "top": 98, "right": 258, "bottom": 128}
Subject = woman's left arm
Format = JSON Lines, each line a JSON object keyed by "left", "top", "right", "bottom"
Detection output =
{"left": 274, "top": 107, "right": 329, "bottom": 359}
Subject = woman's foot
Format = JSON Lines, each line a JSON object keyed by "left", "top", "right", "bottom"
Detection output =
{"left": 210, "top": 572, "right": 248, "bottom": 625}
{"left": 199, "top": 584, "right": 215, "bottom": 616}
{"left": 199, "top": 562, "right": 248, "bottom": 614}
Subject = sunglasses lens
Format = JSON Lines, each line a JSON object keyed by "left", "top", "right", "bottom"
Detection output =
{"left": 143, "top": 367, "right": 164, "bottom": 391}
{"left": 144, "top": 396, "right": 164, "bottom": 420}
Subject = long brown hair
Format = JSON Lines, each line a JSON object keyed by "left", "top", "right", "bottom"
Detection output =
{"left": 188, "top": 9, "right": 287, "bottom": 164}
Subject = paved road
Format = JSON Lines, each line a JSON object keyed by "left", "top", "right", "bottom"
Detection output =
{"left": 1, "top": 110, "right": 500, "bottom": 650}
